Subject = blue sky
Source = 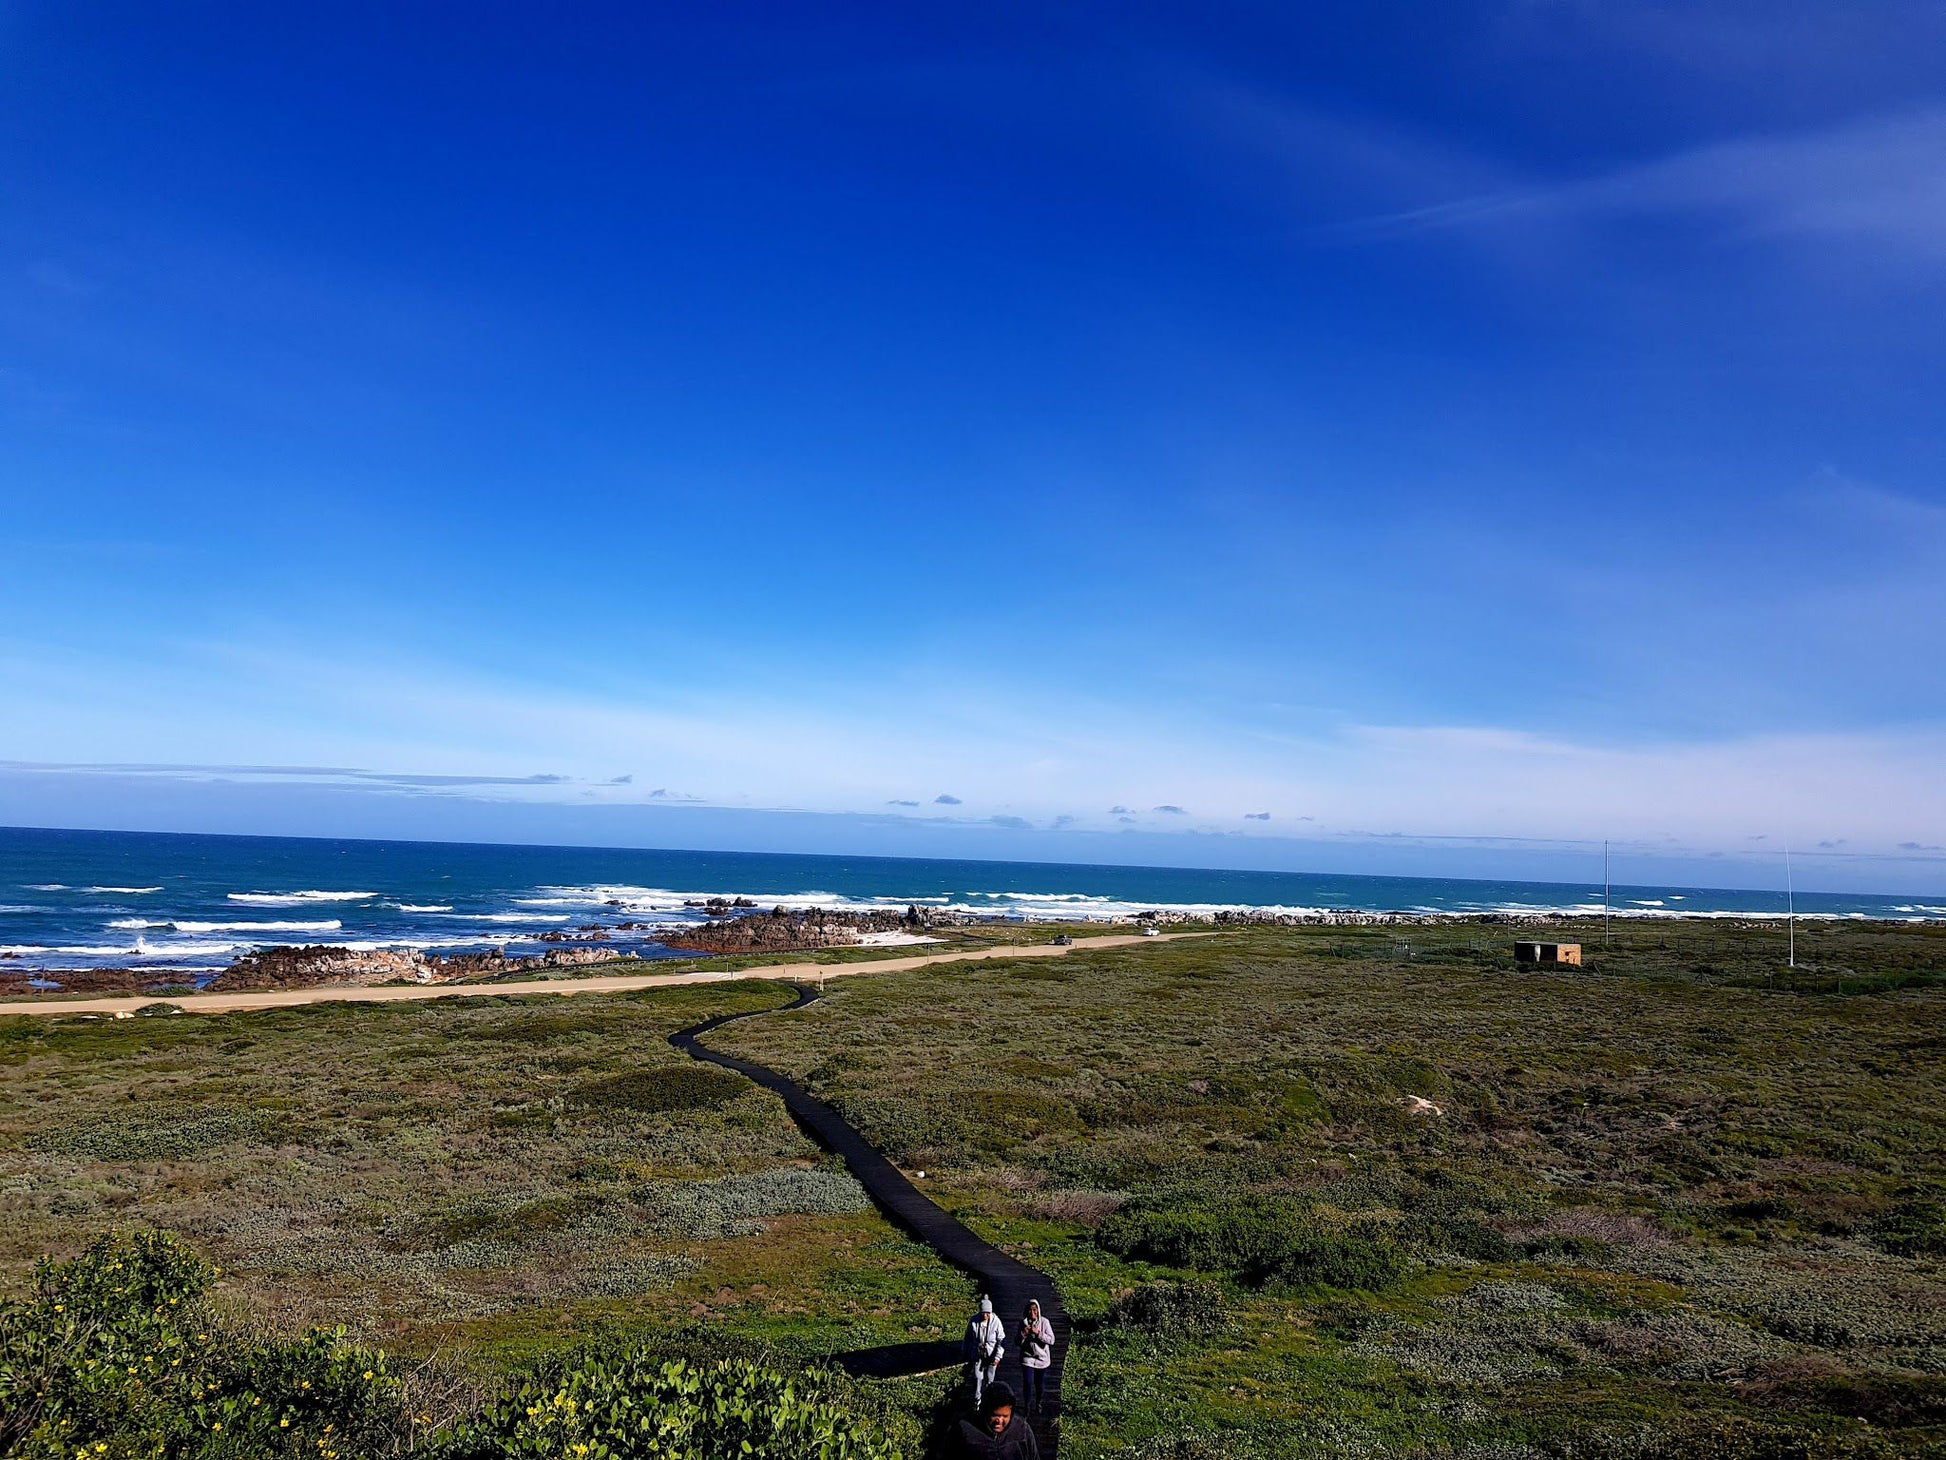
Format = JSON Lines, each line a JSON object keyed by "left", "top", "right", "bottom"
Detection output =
{"left": 2, "top": 2, "right": 1943, "bottom": 891}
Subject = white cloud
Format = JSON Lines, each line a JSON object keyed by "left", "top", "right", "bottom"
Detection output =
{"left": 2, "top": 637, "right": 1942, "bottom": 867}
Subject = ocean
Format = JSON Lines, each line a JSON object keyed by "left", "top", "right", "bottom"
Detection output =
{"left": 1, "top": 824, "right": 1939, "bottom": 978}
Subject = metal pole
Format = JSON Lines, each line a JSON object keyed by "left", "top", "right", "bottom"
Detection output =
{"left": 1603, "top": 840, "right": 1611, "bottom": 946}
{"left": 1785, "top": 843, "right": 1796, "bottom": 970}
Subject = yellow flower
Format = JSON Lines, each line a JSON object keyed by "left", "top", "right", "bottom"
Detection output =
{"left": 280, "top": 1419, "right": 290, "bottom": 1429}
{"left": 362, "top": 1371, "right": 374, "bottom": 1381}
{"left": 211, "top": 1424, "right": 222, "bottom": 1433}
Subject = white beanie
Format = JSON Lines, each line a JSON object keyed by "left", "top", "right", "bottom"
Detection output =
{"left": 980, "top": 1297, "right": 993, "bottom": 1314}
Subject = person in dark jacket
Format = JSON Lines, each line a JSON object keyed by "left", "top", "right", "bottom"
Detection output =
{"left": 953, "top": 1382, "right": 1040, "bottom": 1459}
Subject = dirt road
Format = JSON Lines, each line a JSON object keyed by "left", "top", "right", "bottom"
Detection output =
{"left": 0, "top": 933, "right": 1199, "bottom": 1018}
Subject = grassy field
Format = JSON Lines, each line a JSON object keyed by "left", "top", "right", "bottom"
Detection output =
{"left": 4, "top": 919, "right": 1943, "bottom": 1457}
{"left": 712, "top": 920, "right": 1946, "bottom": 1457}
{"left": 0, "top": 982, "right": 972, "bottom": 1375}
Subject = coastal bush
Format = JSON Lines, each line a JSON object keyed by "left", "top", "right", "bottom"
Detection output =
{"left": 635, "top": 1165, "right": 872, "bottom": 1239}
{"left": 386, "top": 1194, "right": 610, "bottom": 1253}
{"left": 1554, "top": 1417, "right": 1901, "bottom": 1459}
{"left": 0, "top": 1231, "right": 401, "bottom": 1459}
{"left": 1871, "top": 1199, "right": 1946, "bottom": 1257}
{"left": 567, "top": 1066, "right": 749, "bottom": 1116}
{"left": 1103, "top": 1280, "right": 1228, "bottom": 1339}
{"left": 30, "top": 1104, "right": 289, "bottom": 1162}
{"left": 428, "top": 1347, "right": 905, "bottom": 1460}
{"left": 1095, "top": 1198, "right": 1405, "bottom": 1291}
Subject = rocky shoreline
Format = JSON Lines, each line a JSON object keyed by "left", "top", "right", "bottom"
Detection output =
{"left": 656, "top": 905, "right": 939, "bottom": 954}
{"left": 0, "top": 905, "right": 1655, "bottom": 1000}
{"left": 0, "top": 941, "right": 636, "bottom": 999}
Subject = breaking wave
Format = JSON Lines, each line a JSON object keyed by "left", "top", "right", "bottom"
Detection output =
{"left": 226, "top": 891, "right": 377, "bottom": 906}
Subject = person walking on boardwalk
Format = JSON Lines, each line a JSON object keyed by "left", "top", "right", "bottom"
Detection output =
{"left": 1018, "top": 1298, "right": 1054, "bottom": 1412}
{"left": 954, "top": 1382, "right": 1041, "bottom": 1459}
{"left": 964, "top": 1295, "right": 1006, "bottom": 1410}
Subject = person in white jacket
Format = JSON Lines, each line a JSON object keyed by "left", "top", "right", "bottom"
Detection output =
{"left": 964, "top": 1295, "right": 1005, "bottom": 1410}
{"left": 1018, "top": 1298, "right": 1054, "bottom": 1412}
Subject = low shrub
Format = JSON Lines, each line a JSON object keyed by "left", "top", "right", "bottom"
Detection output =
{"left": 1871, "top": 1199, "right": 1946, "bottom": 1257}
{"left": 1095, "top": 1198, "right": 1404, "bottom": 1291}
{"left": 30, "top": 1104, "right": 289, "bottom": 1162}
{"left": 567, "top": 1066, "right": 749, "bottom": 1115}
{"left": 1402, "top": 1212, "right": 1517, "bottom": 1262}
{"left": 1553, "top": 1416, "right": 1900, "bottom": 1459}
{"left": 1745, "top": 1367, "right": 1946, "bottom": 1428}
{"left": 1103, "top": 1280, "right": 1228, "bottom": 1338}
{"left": 386, "top": 1194, "right": 609, "bottom": 1253}
{"left": 635, "top": 1165, "right": 872, "bottom": 1239}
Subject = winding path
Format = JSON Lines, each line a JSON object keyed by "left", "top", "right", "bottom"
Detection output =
{"left": 671, "top": 982, "right": 1070, "bottom": 1453}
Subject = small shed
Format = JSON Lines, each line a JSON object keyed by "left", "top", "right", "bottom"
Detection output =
{"left": 1515, "top": 941, "right": 1582, "bottom": 967}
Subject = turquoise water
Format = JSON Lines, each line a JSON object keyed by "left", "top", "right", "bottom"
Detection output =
{"left": 1, "top": 824, "right": 1938, "bottom": 975}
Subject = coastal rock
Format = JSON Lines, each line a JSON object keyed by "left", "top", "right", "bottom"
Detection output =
{"left": 536, "top": 926, "right": 612, "bottom": 943}
{"left": 431, "top": 945, "right": 620, "bottom": 976}
{"left": 0, "top": 965, "right": 198, "bottom": 997}
{"left": 211, "top": 945, "right": 441, "bottom": 991}
{"left": 658, "top": 905, "right": 931, "bottom": 955}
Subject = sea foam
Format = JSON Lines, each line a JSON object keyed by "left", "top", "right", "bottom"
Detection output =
{"left": 172, "top": 919, "right": 343, "bottom": 934}
{"left": 226, "top": 891, "right": 377, "bottom": 906}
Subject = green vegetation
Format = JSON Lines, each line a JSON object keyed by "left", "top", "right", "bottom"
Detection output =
{"left": 4, "top": 918, "right": 1943, "bottom": 1456}
{"left": 430, "top": 1348, "right": 906, "bottom": 1459}
{"left": 0, "top": 1232, "right": 910, "bottom": 1458}
{"left": 715, "top": 919, "right": 1946, "bottom": 1457}
{"left": 0, "top": 1231, "right": 403, "bottom": 1459}
{"left": 0, "top": 982, "right": 969, "bottom": 1362}
{"left": 1096, "top": 1195, "right": 1408, "bottom": 1291}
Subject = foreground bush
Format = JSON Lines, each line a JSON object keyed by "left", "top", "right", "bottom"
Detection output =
{"left": 0, "top": 1232, "right": 401, "bottom": 1459}
{"left": 0, "top": 1234, "right": 910, "bottom": 1460}
{"left": 428, "top": 1346, "right": 904, "bottom": 1460}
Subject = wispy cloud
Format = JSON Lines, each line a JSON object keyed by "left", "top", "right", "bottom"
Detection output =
{"left": 933, "top": 793, "right": 963, "bottom": 805}
{"left": 0, "top": 760, "right": 576, "bottom": 791}
{"left": 1344, "top": 107, "right": 1946, "bottom": 270}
